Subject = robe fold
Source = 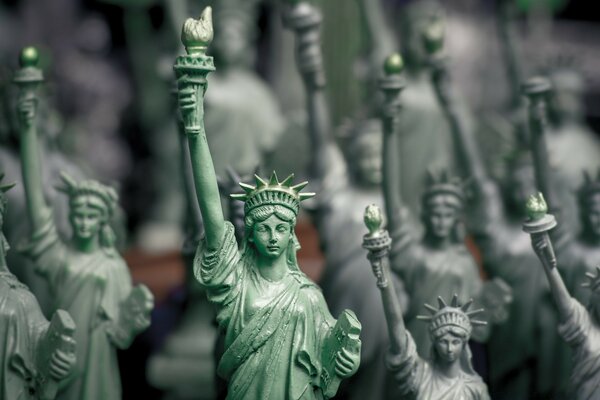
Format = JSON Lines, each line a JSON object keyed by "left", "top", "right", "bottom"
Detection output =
{"left": 21, "top": 215, "right": 132, "bottom": 400}
{"left": 557, "top": 297, "right": 600, "bottom": 400}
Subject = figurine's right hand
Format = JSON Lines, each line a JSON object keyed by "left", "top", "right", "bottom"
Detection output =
{"left": 17, "top": 96, "right": 36, "bottom": 125}
{"left": 178, "top": 86, "right": 197, "bottom": 114}
{"left": 531, "top": 233, "right": 550, "bottom": 258}
{"left": 48, "top": 346, "right": 76, "bottom": 381}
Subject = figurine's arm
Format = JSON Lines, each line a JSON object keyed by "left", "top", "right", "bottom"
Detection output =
{"left": 283, "top": 2, "right": 331, "bottom": 183}
{"left": 530, "top": 232, "right": 573, "bottom": 322}
{"left": 14, "top": 51, "right": 53, "bottom": 234}
{"left": 427, "top": 35, "right": 487, "bottom": 193}
{"left": 175, "top": 10, "right": 225, "bottom": 252}
{"left": 354, "top": 0, "right": 397, "bottom": 83}
{"left": 363, "top": 205, "right": 407, "bottom": 355}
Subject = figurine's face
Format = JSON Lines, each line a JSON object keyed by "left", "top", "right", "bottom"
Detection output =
{"left": 506, "top": 165, "right": 535, "bottom": 215}
{"left": 213, "top": 24, "right": 247, "bottom": 67}
{"left": 434, "top": 332, "right": 464, "bottom": 363}
{"left": 585, "top": 196, "right": 600, "bottom": 238}
{"left": 70, "top": 197, "right": 103, "bottom": 240}
{"left": 425, "top": 199, "right": 457, "bottom": 239}
{"left": 250, "top": 214, "right": 292, "bottom": 259}
{"left": 353, "top": 134, "right": 383, "bottom": 186}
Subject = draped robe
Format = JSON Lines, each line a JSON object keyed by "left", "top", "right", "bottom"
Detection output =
{"left": 195, "top": 222, "right": 337, "bottom": 400}
{"left": 557, "top": 297, "right": 600, "bottom": 400}
{"left": 0, "top": 272, "right": 48, "bottom": 400}
{"left": 21, "top": 215, "right": 132, "bottom": 400}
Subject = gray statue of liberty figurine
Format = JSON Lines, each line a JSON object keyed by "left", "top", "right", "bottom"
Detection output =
{"left": 427, "top": 32, "right": 567, "bottom": 398}
{"left": 363, "top": 204, "right": 491, "bottom": 399}
{"left": 381, "top": 42, "right": 512, "bottom": 355}
{"left": 525, "top": 192, "right": 600, "bottom": 400}
{"left": 281, "top": 2, "right": 407, "bottom": 398}
{"left": 0, "top": 173, "right": 77, "bottom": 400}
{"left": 174, "top": 8, "right": 361, "bottom": 399}
{"left": 15, "top": 46, "right": 154, "bottom": 400}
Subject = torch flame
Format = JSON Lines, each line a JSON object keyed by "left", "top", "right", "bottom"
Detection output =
{"left": 181, "top": 7, "right": 214, "bottom": 54}
{"left": 526, "top": 192, "right": 548, "bottom": 221}
{"left": 364, "top": 204, "right": 383, "bottom": 235}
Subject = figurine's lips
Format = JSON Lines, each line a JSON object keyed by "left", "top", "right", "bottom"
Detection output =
{"left": 267, "top": 246, "right": 279, "bottom": 251}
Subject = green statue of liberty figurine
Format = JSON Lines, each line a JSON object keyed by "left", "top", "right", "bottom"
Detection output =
{"left": 525, "top": 193, "right": 600, "bottom": 400}
{"left": 174, "top": 8, "right": 361, "bottom": 399}
{"left": 363, "top": 204, "right": 491, "bottom": 399}
{"left": 15, "top": 46, "right": 154, "bottom": 400}
{"left": 0, "top": 174, "right": 77, "bottom": 400}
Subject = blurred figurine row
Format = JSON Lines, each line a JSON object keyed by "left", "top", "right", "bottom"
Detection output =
{"left": 0, "top": 0, "right": 599, "bottom": 399}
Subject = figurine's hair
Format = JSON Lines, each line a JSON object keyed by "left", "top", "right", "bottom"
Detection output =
{"left": 58, "top": 172, "right": 118, "bottom": 255}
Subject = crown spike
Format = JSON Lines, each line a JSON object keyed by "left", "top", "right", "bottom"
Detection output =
{"left": 299, "top": 192, "right": 316, "bottom": 201}
{"left": 586, "top": 271, "right": 596, "bottom": 280}
{"left": 461, "top": 299, "right": 474, "bottom": 312}
{"left": 451, "top": 294, "right": 459, "bottom": 307}
{"left": 437, "top": 296, "right": 447, "bottom": 308}
{"left": 269, "top": 171, "right": 280, "bottom": 185}
{"left": 291, "top": 181, "right": 309, "bottom": 191}
{"left": 466, "top": 308, "right": 485, "bottom": 317}
{"left": 416, "top": 315, "right": 433, "bottom": 321}
{"left": 581, "top": 282, "right": 591, "bottom": 288}
{"left": 230, "top": 193, "right": 247, "bottom": 201}
{"left": 423, "top": 303, "right": 438, "bottom": 314}
{"left": 255, "top": 174, "right": 268, "bottom": 188}
{"left": 471, "top": 320, "right": 488, "bottom": 326}
{"left": 0, "top": 182, "right": 15, "bottom": 193}
{"left": 280, "top": 174, "right": 295, "bottom": 187}
{"left": 239, "top": 182, "right": 255, "bottom": 194}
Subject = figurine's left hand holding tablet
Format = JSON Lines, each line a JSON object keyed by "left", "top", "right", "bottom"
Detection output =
{"left": 334, "top": 345, "right": 360, "bottom": 378}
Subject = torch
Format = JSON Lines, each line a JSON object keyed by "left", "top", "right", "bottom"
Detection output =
{"left": 13, "top": 47, "right": 44, "bottom": 130}
{"left": 523, "top": 192, "right": 558, "bottom": 270}
{"left": 174, "top": 7, "right": 215, "bottom": 137}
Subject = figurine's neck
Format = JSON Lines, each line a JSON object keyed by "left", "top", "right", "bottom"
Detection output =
{"left": 0, "top": 237, "right": 8, "bottom": 272}
{"left": 424, "top": 233, "right": 452, "bottom": 249}
{"left": 72, "top": 234, "right": 100, "bottom": 254}
{"left": 435, "top": 358, "right": 462, "bottom": 379}
{"left": 256, "top": 254, "right": 288, "bottom": 282}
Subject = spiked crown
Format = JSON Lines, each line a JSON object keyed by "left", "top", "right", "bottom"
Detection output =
{"left": 417, "top": 294, "right": 486, "bottom": 339}
{"left": 578, "top": 169, "right": 600, "bottom": 206}
{"left": 231, "top": 171, "right": 315, "bottom": 216}
{"left": 422, "top": 169, "right": 464, "bottom": 206}
{"left": 582, "top": 266, "right": 600, "bottom": 293}
{"left": 0, "top": 173, "right": 16, "bottom": 215}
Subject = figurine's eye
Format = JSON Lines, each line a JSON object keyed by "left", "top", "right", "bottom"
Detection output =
{"left": 276, "top": 224, "right": 288, "bottom": 232}
{"left": 256, "top": 225, "right": 267, "bottom": 232}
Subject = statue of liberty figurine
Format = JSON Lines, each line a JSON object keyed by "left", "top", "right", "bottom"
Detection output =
{"left": 174, "top": 8, "right": 361, "bottom": 399}
{"left": 15, "top": 46, "right": 154, "bottom": 400}
{"left": 380, "top": 47, "right": 512, "bottom": 355}
{"left": 363, "top": 204, "right": 491, "bottom": 399}
{"left": 525, "top": 193, "right": 600, "bottom": 400}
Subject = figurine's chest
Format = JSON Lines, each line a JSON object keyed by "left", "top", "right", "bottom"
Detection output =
{"left": 243, "top": 277, "right": 290, "bottom": 324}
{"left": 63, "top": 252, "right": 107, "bottom": 288}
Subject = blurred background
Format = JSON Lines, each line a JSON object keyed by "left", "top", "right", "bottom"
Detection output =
{"left": 1, "top": 0, "right": 599, "bottom": 398}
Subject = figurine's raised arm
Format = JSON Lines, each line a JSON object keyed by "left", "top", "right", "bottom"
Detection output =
{"left": 174, "top": 7, "right": 225, "bottom": 250}
{"left": 425, "top": 26, "right": 487, "bottom": 187}
{"left": 282, "top": 1, "right": 330, "bottom": 183}
{"left": 524, "top": 193, "right": 572, "bottom": 321}
{"left": 363, "top": 204, "right": 405, "bottom": 354}
{"left": 380, "top": 54, "right": 406, "bottom": 237}
{"left": 14, "top": 47, "right": 53, "bottom": 233}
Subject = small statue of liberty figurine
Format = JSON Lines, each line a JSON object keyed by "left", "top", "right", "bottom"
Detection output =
{"left": 174, "top": 8, "right": 361, "bottom": 400}
{"left": 0, "top": 173, "right": 77, "bottom": 400}
{"left": 525, "top": 193, "right": 600, "bottom": 400}
{"left": 363, "top": 204, "right": 490, "bottom": 399}
{"left": 14, "top": 46, "right": 154, "bottom": 400}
